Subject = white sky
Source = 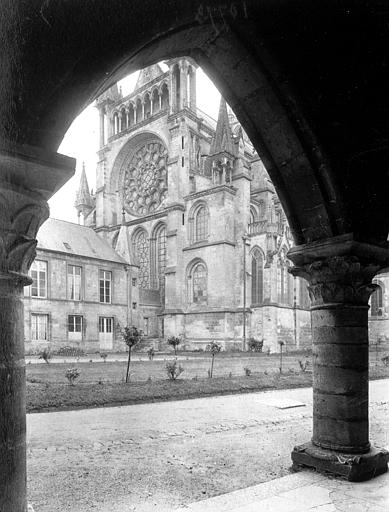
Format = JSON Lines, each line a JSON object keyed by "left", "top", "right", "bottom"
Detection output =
{"left": 50, "top": 66, "right": 221, "bottom": 223}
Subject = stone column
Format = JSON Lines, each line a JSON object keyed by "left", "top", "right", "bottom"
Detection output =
{"left": 289, "top": 235, "right": 389, "bottom": 481}
{"left": 0, "top": 142, "right": 75, "bottom": 511}
{"left": 180, "top": 61, "right": 188, "bottom": 109}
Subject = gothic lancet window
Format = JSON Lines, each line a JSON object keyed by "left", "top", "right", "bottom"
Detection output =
{"left": 151, "top": 224, "right": 167, "bottom": 295}
{"left": 152, "top": 89, "right": 159, "bottom": 113}
{"left": 194, "top": 205, "right": 208, "bottom": 242}
{"left": 188, "top": 261, "right": 207, "bottom": 304}
{"left": 132, "top": 229, "right": 150, "bottom": 289}
{"left": 251, "top": 248, "right": 264, "bottom": 304}
{"left": 161, "top": 83, "right": 169, "bottom": 110}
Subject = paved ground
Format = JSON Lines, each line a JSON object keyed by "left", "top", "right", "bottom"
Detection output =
{"left": 27, "top": 380, "right": 389, "bottom": 511}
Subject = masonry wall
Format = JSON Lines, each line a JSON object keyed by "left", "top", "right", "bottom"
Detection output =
{"left": 23, "top": 249, "right": 129, "bottom": 353}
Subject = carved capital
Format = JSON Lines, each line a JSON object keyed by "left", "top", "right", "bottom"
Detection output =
{"left": 0, "top": 182, "right": 49, "bottom": 284}
{"left": 290, "top": 255, "right": 382, "bottom": 306}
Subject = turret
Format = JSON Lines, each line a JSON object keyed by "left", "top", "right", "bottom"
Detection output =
{"left": 209, "top": 98, "right": 236, "bottom": 185}
{"left": 167, "top": 58, "right": 197, "bottom": 114}
{"left": 74, "top": 163, "right": 93, "bottom": 224}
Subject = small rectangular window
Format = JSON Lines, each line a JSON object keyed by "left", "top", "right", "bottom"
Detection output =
{"left": 68, "top": 315, "right": 83, "bottom": 333}
{"left": 181, "top": 136, "right": 184, "bottom": 149}
{"left": 132, "top": 302, "right": 137, "bottom": 310}
{"left": 182, "top": 156, "right": 184, "bottom": 167}
{"left": 132, "top": 278, "right": 137, "bottom": 287}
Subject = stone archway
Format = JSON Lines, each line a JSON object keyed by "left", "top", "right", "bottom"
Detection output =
{"left": 2, "top": 2, "right": 389, "bottom": 509}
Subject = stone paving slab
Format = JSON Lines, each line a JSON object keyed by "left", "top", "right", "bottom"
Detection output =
{"left": 177, "top": 470, "right": 389, "bottom": 511}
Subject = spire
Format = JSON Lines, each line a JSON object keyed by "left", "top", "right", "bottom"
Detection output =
{"left": 135, "top": 63, "right": 164, "bottom": 90}
{"left": 210, "top": 98, "right": 236, "bottom": 157}
{"left": 75, "top": 163, "right": 93, "bottom": 223}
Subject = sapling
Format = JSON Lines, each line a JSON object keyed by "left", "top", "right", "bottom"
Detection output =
{"left": 121, "top": 326, "right": 143, "bottom": 383}
{"left": 206, "top": 341, "right": 221, "bottom": 378}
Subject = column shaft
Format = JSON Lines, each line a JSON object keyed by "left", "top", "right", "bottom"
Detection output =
{"left": 0, "top": 277, "right": 27, "bottom": 512}
{"left": 311, "top": 304, "right": 369, "bottom": 453}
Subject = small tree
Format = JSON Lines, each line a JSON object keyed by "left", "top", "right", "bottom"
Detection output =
{"left": 65, "top": 368, "right": 80, "bottom": 386}
{"left": 121, "top": 326, "right": 143, "bottom": 383}
{"left": 167, "top": 336, "right": 181, "bottom": 356}
{"left": 100, "top": 352, "right": 108, "bottom": 363}
{"left": 206, "top": 341, "right": 221, "bottom": 378}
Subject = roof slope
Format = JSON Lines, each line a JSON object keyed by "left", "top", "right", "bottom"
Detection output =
{"left": 37, "top": 218, "right": 126, "bottom": 264}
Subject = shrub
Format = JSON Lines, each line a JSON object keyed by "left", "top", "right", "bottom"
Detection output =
{"left": 167, "top": 336, "right": 181, "bottom": 355}
{"left": 100, "top": 352, "right": 108, "bottom": 362}
{"left": 206, "top": 341, "right": 222, "bottom": 378}
{"left": 244, "top": 367, "right": 252, "bottom": 376}
{"left": 38, "top": 348, "right": 52, "bottom": 364}
{"left": 55, "top": 346, "right": 85, "bottom": 357}
{"left": 165, "top": 360, "right": 184, "bottom": 380}
{"left": 298, "top": 359, "right": 310, "bottom": 372}
{"left": 65, "top": 368, "right": 80, "bottom": 386}
{"left": 247, "top": 337, "right": 264, "bottom": 352}
{"left": 147, "top": 347, "right": 155, "bottom": 361}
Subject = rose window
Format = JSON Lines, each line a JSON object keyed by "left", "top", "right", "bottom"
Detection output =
{"left": 123, "top": 141, "right": 168, "bottom": 216}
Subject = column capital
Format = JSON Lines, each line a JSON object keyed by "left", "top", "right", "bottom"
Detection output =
{"left": 0, "top": 142, "right": 75, "bottom": 283}
{"left": 288, "top": 234, "right": 389, "bottom": 306}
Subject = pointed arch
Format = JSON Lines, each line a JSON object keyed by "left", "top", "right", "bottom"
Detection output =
{"left": 128, "top": 102, "right": 135, "bottom": 126}
{"left": 187, "top": 258, "right": 207, "bottom": 305}
{"left": 150, "top": 222, "right": 167, "bottom": 295}
{"left": 161, "top": 82, "right": 169, "bottom": 110}
{"left": 143, "top": 92, "right": 151, "bottom": 118}
{"left": 151, "top": 88, "right": 160, "bottom": 113}
{"left": 135, "top": 97, "right": 143, "bottom": 123}
{"left": 189, "top": 201, "right": 209, "bottom": 244}
{"left": 251, "top": 246, "right": 264, "bottom": 305}
{"left": 370, "top": 280, "right": 384, "bottom": 316}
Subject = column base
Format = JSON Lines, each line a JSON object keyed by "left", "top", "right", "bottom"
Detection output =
{"left": 291, "top": 442, "right": 389, "bottom": 481}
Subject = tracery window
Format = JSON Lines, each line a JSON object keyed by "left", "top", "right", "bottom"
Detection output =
{"left": 132, "top": 229, "right": 150, "bottom": 289}
{"left": 251, "top": 248, "right": 264, "bottom": 304}
{"left": 194, "top": 205, "right": 208, "bottom": 242}
{"left": 150, "top": 224, "right": 167, "bottom": 295}
{"left": 370, "top": 283, "right": 384, "bottom": 316}
{"left": 189, "top": 261, "right": 207, "bottom": 304}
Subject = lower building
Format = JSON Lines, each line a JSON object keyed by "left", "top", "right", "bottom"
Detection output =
{"left": 23, "top": 218, "right": 134, "bottom": 353}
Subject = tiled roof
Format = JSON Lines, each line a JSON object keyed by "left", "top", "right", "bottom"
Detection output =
{"left": 37, "top": 218, "right": 126, "bottom": 264}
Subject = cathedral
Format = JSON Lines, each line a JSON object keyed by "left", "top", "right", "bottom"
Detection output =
{"left": 74, "top": 59, "right": 315, "bottom": 352}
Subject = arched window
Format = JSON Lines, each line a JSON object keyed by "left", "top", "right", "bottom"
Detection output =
{"left": 173, "top": 64, "right": 180, "bottom": 111}
{"left": 128, "top": 103, "right": 135, "bottom": 126}
{"left": 258, "top": 200, "right": 266, "bottom": 219}
{"left": 113, "top": 112, "right": 119, "bottom": 134}
{"left": 152, "top": 89, "right": 160, "bottom": 113}
{"left": 136, "top": 98, "right": 143, "bottom": 123}
{"left": 251, "top": 248, "right": 264, "bottom": 304}
{"left": 188, "top": 261, "right": 207, "bottom": 304}
{"left": 144, "top": 93, "right": 151, "bottom": 118}
{"left": 250, "top": 206, "right": 257, "bottom": 224}
{"left": 120, "top": 107, "right": 127, "bottom": 131}
{"left": 370, "top": 283, "right": 384, "bottom": 316}
{"left": 132, "top": 229, "right": 149, "bottom": 289}
{"left": 194, "top": 205, "right": 208, "bottom": 242}
{"left": 155, "top": 225, "right": 166, "bottom": 296}
{"left": 161, "top": 83, "right": 169, "bottom": 110}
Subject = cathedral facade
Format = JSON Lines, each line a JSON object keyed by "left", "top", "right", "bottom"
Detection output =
{"left": 78, "top": 59, "right": 314, "bottom": 352}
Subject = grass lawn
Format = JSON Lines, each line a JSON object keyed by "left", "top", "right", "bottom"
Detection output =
{"left": 26, "top": 351, "right": 389, "bottom": 413}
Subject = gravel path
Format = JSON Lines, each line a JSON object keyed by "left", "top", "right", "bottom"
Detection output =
{"left": 27, "top": 380, "right": 389, "bottom": 511}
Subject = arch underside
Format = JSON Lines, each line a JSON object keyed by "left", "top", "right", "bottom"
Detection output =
{"left": 2, "top": 1, "right": 389, "bottom": 247}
